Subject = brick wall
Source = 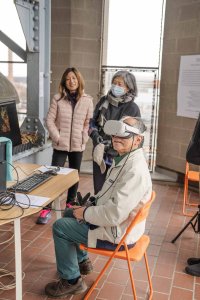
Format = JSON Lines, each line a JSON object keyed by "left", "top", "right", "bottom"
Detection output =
{"left": 51, "top": 0, "right": 103, "bottom": 160}
{"left": 157, "top": 0, "right": 200, "bottom": 174}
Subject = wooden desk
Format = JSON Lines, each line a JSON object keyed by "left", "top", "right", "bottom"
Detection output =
{"left": 0, "top": 163, "right": 79, "bottom": 300}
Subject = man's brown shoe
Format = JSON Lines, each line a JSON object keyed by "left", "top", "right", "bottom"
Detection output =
{"left": 185, "top": 262, "right": 200, "bottom": 277}
{"left": 79, "top": 258, "right": 93, "bottom": 275}
{"left": 187, "top": 257, "right": 200, "bottom": 265}
{"left": 45, "top": 277, "right": 87, "bottom": 298}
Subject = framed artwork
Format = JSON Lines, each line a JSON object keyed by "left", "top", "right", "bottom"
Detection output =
{"left": 0, "top": 100, "right": 22, "bottom": 146}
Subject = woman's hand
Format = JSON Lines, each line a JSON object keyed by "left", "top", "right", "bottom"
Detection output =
{"left": 90, "top": 130, "right": 103, "bottom": 147}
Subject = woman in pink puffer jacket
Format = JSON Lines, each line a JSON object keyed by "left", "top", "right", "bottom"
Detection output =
{"left": 36, "top": 67, "right": 93, "bottom": 224}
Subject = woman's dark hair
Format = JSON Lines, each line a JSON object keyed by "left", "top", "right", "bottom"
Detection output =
{"left": 59, "top": 67, "right": 85, "bottom": 100}
{"left": 111, "top": 70, "right": 138, "bottom": 97}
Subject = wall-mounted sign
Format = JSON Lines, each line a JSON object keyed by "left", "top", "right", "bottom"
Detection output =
{"left": 177, "top": 55, "right": 200, "bottom": 119}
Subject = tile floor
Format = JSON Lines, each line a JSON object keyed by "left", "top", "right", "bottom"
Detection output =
{"left": 0, "top": 174, "right": 200, "bottom": 300}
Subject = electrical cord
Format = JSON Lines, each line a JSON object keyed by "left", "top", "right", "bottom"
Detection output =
{"left": 0, "top": 161, "right": 67, "bottom": 220}
{"left": 14, "top": 164, "right": 35, "bottom": 177}
{"left": 0, "top": 228, "right": 14, "bottom": 245}
{"left": 0, "top": 163, "right": 64, "bottom": 290}
{"left": 8, "top": 162, "right": 45, "bottom": 187}
{"left": 6, "top": 161, "right": 54, "bottom": 184}
{"left": 5, "top": 161, "right": 19, "bottom": 184}
{"left": 0, "top": 190, "right": 66, "bottom": 221}
{"left": 84, "top": 137, "right": 135, "bottom": 242}
{"left": 0, "top": 191, "right": 28, "bottom": 220}
{"left": 0, "top": 269, "right": 25, "bottom": 290}
{"left": 95, "top": 137, "right": 134, "bottom": 201}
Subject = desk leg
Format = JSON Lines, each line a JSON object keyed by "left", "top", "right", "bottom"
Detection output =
{"left": 14, "top": 218, "right": 22, "bottom": 300}
{"left": 54, "top": 197, "right": 62, "bottom": 219}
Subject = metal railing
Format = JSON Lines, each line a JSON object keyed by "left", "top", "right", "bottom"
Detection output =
{"left": 101, "top": 66, "right": 160, "bottom": 172}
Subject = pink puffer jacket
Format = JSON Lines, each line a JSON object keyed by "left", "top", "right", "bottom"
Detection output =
{"left": 46, "top": 93, "right": 93, "bottom": 152}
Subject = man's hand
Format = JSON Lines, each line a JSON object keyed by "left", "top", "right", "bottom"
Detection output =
{"left": 72, "top": 206, "right": 85, "bottom": 220}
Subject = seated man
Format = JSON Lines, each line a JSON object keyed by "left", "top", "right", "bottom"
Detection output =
{"left": 45, "top": 116, "right": 152, "bottom": 298}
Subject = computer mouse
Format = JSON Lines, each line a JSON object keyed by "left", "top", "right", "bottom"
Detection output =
{"left": 43, "top": 170, "right": 57, "bottom": 176}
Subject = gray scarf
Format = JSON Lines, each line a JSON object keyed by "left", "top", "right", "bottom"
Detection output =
{"left": 97, "top": 90, "right": 136, "bottom": 127}
{"left": 106, "top": 90, "right": 135, "bottom": 107}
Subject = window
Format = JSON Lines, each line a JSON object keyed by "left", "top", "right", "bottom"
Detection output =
{"left": 104, "top": 0, "right": 164, "bottom": 68}
{"left": 0, "top": 0, "right": 27, "bottom": 125}
{"left": 102, "top": 0, "right": 166, "bottom": 171}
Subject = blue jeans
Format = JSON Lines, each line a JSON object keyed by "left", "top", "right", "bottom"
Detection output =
{"left": 53, "top": 209, "right": 89, "bottom": 280}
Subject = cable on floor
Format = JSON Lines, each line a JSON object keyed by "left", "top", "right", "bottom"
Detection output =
{"left": 0, "top": 228, "right": 14, "bottom": 245}
{"left": 0, "top": 269, "right": 25, "bottom": 290}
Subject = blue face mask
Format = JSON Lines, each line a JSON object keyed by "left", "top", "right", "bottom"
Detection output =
{"left": 111, "top": 84, "right": 126, "bottom": 97}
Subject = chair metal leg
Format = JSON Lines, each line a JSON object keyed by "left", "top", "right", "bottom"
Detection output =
{"left": 83, "top": 254, "right": 115, "bottom": 300}
{"left": 183, "top": 176, "right": 195, "bottom": 217}
{"left": 125, "top": 244, "right": 137, "bottom": 299}
{"left": 144, "top": 252, "right": 153, "bottom": 300}
{"left": 184, "top": 176, "right": 188, "bottom": 203}
{"left": 183, "top": 176, "right": 189, "bottom": 215}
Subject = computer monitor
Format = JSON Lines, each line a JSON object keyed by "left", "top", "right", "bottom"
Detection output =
{"left": 0, "top": 100, "right": 22, "bottom": 147}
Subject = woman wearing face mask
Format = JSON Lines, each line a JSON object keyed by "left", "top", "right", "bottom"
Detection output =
{"left": 89, "top": 70, "right": 141, "bottom": 195}
{"left": 36, "top": 67, "right": 93, "bottom": 224}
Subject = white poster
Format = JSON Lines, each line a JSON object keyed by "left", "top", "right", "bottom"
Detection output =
{"left": 177, "top": 55, "right": 200, "bottom": 119}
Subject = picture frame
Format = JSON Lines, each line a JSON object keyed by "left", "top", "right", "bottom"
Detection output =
{"left": 0, "top": 100, "right": 22, "bottom": 147}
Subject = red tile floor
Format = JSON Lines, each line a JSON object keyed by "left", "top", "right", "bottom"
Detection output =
{"left": 0, "top": 174, "right": 200, "bottom": 300}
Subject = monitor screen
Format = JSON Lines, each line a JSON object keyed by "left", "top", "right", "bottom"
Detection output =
{"left": 0, "top": 100, "right": 22, "bottom": 147}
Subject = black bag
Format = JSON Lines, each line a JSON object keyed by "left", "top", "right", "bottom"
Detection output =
{"left": 186, "top": 114, "right": 200, "bottom": 165}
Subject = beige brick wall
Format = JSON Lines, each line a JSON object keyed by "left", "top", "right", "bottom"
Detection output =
{"left": 50, "top": 0, "right": 103, "bottom": 160}
{"left": 157, "top": 0, "right": 200, "bottom": 174}
{"left": 50, "top": 0, "right": 200, "bottom": 172}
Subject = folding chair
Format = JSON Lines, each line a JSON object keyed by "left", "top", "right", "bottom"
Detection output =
{"left": 183, "top": 162, "right": 199, "bottom": 216}
{"left": 80, "top": 191, "right": 156, "bottom": 300}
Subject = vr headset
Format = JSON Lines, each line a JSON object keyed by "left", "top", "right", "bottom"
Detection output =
{"left": 104, "top": 120, "right": 145, "bottom": 138}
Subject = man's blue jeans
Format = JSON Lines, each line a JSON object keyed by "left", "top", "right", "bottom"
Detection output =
{"left": 53, "top": 209, "right": 89, "bottom": 280}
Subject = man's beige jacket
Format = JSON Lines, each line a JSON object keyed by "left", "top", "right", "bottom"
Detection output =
{"left": 84, "top": 148, "right": 152, "bottom": 248}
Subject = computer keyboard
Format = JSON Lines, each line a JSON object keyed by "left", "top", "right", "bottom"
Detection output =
{"left": 8, "top": 172, "right": 54, "bottom": 193}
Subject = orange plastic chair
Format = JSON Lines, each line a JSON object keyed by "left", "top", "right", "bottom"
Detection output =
{"left": 80, "top": 191, "right": 156, "bottom": 300}
{"left": 183, "top": 162, "right": 199, "bottom": 216}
